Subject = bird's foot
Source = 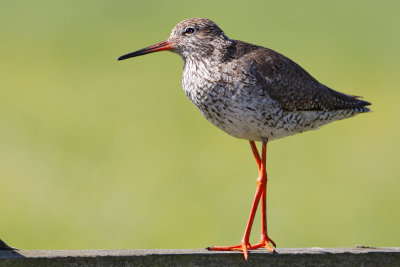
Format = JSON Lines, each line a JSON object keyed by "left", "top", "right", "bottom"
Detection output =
{"left": 207, "top": 238, "right": 275, "bottom": 260}
{"left": 250, "top": 236, "right": 276, "bottom": 252}
{"left": 207, "top": 241, "right": 251, "bottom": 260}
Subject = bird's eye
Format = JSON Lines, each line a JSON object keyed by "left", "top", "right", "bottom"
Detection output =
{"left": 184, "top": 27, "right": 195, "bottom": 34}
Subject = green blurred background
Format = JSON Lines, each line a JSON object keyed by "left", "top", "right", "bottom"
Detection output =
{"left": 1, "top": 0, "right": 399, "bottom": 250}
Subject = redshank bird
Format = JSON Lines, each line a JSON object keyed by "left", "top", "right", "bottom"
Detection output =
{"left": 118, "top": 18, "right": 371, "bottom": 259}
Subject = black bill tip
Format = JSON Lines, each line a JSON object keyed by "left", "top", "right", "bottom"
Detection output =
{"left": 117, "top": 40, "right": 173, "bottom": 61}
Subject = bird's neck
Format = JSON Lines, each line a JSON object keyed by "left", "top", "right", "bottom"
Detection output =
{"left": 181, "top": 39, "right": 235, "bottom": 101}
{"left": 181, "top": 37, "right": 233, "bottom": 65}
{"left": 182, "top": 56, "right": 219, "bottom": 96}
{"left": 182, "top": 39, "right": 233, "bottom": 76}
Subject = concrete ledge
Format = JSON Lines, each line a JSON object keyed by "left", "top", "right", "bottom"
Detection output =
{"left": 1, "top": 247, "right": 399, "bottom": 266}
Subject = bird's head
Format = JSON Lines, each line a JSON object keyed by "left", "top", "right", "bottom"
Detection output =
{"left": 118, "top": 18, "right": 229, "bottom": 61}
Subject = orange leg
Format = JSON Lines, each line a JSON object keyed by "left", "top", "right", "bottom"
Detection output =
{"left": 207, "top": 140, "right": 276, "bottom": 260}
{"left": 249, "top": 141, "right": 276, "bottom": 250}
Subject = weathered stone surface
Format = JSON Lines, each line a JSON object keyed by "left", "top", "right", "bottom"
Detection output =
{"left": 1, "top": 247, "right": 399, "bottom": 266}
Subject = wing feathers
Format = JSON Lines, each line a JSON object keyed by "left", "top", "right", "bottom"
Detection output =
{"left": 234, "top": 40, "right": 371, "bottom": 112}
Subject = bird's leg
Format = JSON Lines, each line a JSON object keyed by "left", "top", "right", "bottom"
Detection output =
{"left": 206, "top": 141, "right": 272, "bottom": 260}
{"left": 250, "top": 141, "right": 276, "bottom": 251}
{"left": 250, "top": 189, "right": 276, "bottom": 250}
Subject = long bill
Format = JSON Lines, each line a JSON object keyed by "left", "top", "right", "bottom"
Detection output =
{"left": 117, "top": 40, "right": 173, "bottom": 61}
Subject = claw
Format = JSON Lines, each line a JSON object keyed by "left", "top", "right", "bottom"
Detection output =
{"left": 241, "top": 242, "right": 249, "bottom": 260}
{"left": 269, "top": 238, "right": 277, "bottom": 248}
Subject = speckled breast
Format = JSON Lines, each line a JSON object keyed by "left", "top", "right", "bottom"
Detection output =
{"left": 181, "top": 59, "right": 294, "bottom": 141}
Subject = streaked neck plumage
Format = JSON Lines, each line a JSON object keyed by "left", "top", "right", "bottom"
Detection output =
{"left": 180, "top": 37, "right": 234, "bottom": 99}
